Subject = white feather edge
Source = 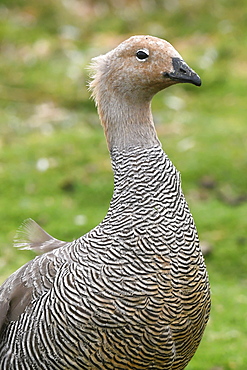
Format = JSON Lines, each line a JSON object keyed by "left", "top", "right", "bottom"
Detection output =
{"left": 14, "top": 218, "right": 67, "bottom": 254}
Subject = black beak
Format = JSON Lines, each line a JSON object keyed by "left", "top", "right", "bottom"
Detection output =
{"left": 164, "top": 57, "right": 201, "bottom": 87}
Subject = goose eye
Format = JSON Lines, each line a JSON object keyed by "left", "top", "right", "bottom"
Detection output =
{"left": 136, "top": 49, "right": 149, "bottom": 61}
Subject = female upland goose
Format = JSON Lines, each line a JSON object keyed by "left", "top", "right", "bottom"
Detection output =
{"left": 0, "top": 35, "right": 210, "bottom": 370}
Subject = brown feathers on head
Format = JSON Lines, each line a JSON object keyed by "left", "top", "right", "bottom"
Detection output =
{"left": 88, "top": 53, "right": 109, "bottom": 107}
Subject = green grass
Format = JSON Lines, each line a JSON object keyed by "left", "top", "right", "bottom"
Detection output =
{"left": 0, "top": 0, "right": 247, "bottom": 368}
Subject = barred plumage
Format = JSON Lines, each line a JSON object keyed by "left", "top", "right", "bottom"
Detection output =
{"left": 0, "top": 35, "right": 210, "bottom": 369}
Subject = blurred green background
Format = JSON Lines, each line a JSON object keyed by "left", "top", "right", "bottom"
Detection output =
{"left": 0, "top": 0, "right": 246, "bottom": 368}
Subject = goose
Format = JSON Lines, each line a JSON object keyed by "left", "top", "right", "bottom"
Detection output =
{"left": 0, "top": 35, "right": 210, "bottom": 370}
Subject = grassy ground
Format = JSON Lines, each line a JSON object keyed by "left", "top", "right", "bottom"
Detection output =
{"left": 0, "top": 0, "right": 247, "bottom": 368}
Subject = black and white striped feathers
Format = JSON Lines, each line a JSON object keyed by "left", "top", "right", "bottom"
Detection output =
{"left": 0, "top": 146, "right": 210, "bottom": 369}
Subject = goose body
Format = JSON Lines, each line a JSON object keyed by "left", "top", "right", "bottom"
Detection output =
{"left": 0, "top": 35, "right": 210, "bottom": 369}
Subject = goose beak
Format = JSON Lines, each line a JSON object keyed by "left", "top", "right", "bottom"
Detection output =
{"left": 164, "top": 57, "right": 201, "bottom": 87}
